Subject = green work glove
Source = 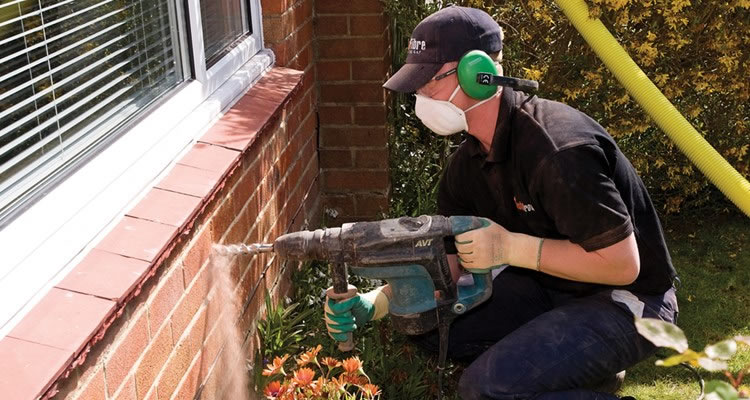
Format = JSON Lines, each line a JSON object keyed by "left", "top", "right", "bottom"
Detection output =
{"left": 324, "top": 286, "right": 389, "bottom": 342}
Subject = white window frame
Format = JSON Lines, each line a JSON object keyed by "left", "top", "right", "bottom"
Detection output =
{"left": 0, "top": 0, "right": 271, "bottom": 338}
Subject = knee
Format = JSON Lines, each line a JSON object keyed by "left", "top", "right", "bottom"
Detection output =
{"left": 458, "top": 370, "right": 485, "bottom": 400}
{"left": 458, "top": 360, "right": 516, "bottom": 400}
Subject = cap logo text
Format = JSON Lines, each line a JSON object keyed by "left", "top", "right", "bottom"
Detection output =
{"left": 408, "top": 38, "right": 427, "bottom": 54}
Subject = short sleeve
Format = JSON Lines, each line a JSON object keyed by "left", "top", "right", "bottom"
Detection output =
{"left": 530, "top": 145, "right": 633, "bottom": 251}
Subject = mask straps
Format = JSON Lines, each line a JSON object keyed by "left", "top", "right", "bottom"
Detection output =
{"left": 464, "top": 87, "right": 501, "bottom": 113}
{"left": 447, "top": 84, "right": 462, "bottom": 102}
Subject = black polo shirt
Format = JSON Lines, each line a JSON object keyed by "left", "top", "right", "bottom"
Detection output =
{"left": 438, "top": 87, "right": 677, "bottom": 295}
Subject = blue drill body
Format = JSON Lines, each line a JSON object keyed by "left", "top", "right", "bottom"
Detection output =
{"left": 273, "top": 215, "right": 493, "bottom": 335}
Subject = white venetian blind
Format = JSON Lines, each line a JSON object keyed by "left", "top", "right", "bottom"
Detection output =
{"left": 0, "top": 0, "right": 184, "bottom": 223}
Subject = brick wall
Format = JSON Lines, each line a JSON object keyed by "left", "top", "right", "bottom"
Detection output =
{"left": 47, "top": 0, "right": 321, "bottom": 394}
{"left": 36, "top": 1, "right": 395, "bottom": 398}
{"left": 315, "top": 1, "right": 392, "bottom": 222}
{"left": 48, "top": 69, "right": 318, "bottom": 400}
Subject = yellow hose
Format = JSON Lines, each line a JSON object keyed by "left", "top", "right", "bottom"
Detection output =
{"left": 554, "top": 0, "right": 750, "bottom": 217}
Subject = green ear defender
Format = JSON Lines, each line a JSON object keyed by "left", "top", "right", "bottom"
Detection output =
{"left": 457, "top": 50, "right": 500, "bottom": 100}
{"left": 457, "top": 50, "right": 539, "bottom": 100}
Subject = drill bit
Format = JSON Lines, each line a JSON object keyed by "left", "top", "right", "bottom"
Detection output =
{"left": 212, "top": 243, "right": 274, "bottom": 256}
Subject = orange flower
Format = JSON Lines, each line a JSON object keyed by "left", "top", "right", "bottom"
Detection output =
{"left": 262, "top": 354, "right": 289, "bottom": 377}
{"left": 296, "top": 344, "right": 323, "bottom": 367}
{"left": 292, "top": 367, "right": 316, "bottom": 387}
{"left": 361, "top": 383, "right": 381, "bottom": 398}
{"left": 342, "top": 373, "right": 367, "bottom": 386}
{"left": 310, "top": 377, "right": 327, "bottom": 396}
{"left": 263, "top": 381, "right": 282, "bottom": 398}
{"left": 321, "top": 357, "right": 341, "bottom": 368}
{"left": 330, "top": 375, "right": 348, "bottom": 392}
{"left": 341, "top": 356, "right": 363, "bottom": 374}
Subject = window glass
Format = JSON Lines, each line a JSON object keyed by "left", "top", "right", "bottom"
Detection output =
{"left": 200, "top": 0, "right": 251, "bottom": 67}
{"left": 0, "top": 0, "right": 184, "bottom": 221}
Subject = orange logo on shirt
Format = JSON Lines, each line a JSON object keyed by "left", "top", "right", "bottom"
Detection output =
{"left": 514, "top": 197, "right": 535, "bottom": 213}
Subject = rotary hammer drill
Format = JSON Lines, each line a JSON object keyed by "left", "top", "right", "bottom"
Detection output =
{"left": 232, "top": 215, "right": 494, "bottom": 345}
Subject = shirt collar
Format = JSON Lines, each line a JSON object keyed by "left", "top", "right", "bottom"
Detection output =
{"left": 466, "top": 87, "right": 516, "bottom": 164}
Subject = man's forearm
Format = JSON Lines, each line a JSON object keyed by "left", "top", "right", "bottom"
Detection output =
{"left": 508, "top": 232, "right": 640, "bottom": 286}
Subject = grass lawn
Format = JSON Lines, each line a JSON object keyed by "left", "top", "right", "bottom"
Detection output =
{"left": 619, "top": 213, "right": 750, "bottom": 399}
{"left": 261, "top": 212, "right": 750, "bottom": 399}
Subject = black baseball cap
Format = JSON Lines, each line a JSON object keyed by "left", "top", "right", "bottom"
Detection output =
{"left": 383, "top": 5, "right": 503, "bottom": 93}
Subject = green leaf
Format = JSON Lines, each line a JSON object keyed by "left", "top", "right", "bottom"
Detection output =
{"left": 705, "top": 339, "right": 738, "bottom": 360}
{"left": 705, "top": 380, "right": 739, "bottom": 400}
{"left": 655, "top": 349, "right": 700, "bottom": 367}
{"left": 698, "top": 357, "right": 729, "bottom": 371}
{"left": 635, "top": 317, "right": 689, "bottom": 352}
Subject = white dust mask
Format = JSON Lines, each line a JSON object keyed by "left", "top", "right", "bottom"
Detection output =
{"left": 415, "top": 84, "right": 497, "bottom": 136}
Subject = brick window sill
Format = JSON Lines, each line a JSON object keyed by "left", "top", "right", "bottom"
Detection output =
{"left": 0, "top": 67, "right": 303, "bottom": 400}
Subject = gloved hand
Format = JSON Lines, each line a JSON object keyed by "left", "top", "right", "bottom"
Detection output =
{"left": 455, "top": 217, "right": 543, "bottom": 272}
{"left": 324, "top": 285, "right": 390, "bottom": 342}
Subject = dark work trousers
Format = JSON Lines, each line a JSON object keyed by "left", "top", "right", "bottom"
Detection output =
{"left": 410, "top": 268, "right": 679, "bottom": 400}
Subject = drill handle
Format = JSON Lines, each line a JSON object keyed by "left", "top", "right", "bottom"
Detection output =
{"left": 448, "top": 215, "right": 490, "bottom": 236}
{"left": 326, "top": 284, "right": 358, "bottom": 352}
{"left": 448, "top": 216, "right": 495, "bottom": 314}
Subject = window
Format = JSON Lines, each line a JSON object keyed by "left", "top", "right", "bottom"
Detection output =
{"left": 0, "top": 0, "right": 267, "bottom": 334}
{"left": 0, "top": 0, "right": 186, "bottom": 222}
{"left": 201, "top": 0, "right": 252, "bottom": 67}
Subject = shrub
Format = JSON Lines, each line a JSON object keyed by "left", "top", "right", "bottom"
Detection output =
{"left": 384, "top": 0, "right": 749, "bottom": 214}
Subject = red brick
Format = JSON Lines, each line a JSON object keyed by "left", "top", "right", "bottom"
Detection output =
{"left": 318, "top": 37, "right": 386, "bottom": 59}
{"left": 320, "top": 83, "right": 384, "bottom": 103}
{"left": 105, "top": 312, "right": 149, "bottom": 397}
{"left": 355, "top": 148, "right": 389, "bottom": 169}
{"left": 261, "top": 0, "right": 293, "bottom": 15}
{"left": 319, "top": 105, "right": 351, "bottom": 125}
{"left": 224, "top": 213, "right": 251, "bottom": 246}
{"left": 182, "top": 227, "right": 213, "bottom": 287}
{"left": 199, "top": 311, "right": 231, "bottom": 376}
{"left": 289, "top": 91, "right": 313, "bottom": 132}
{"left": 148, "top": 265, "right": 184, "bottom": 334}
{"left": 356, "top": 194, "right": 390, "bottom": 216}
{"left": 173, "top": 256, "right": 211, "bottom": 341}
{"left": 352, "top": 59, "right": 388, "bottom": 81}
{"left": 320, "top": 126, "right": 387, "bottom": 147}
{"left": 295, "top": 0, "right": 313, "bottom": 28}
{"left": 350, "top": 15, "right": 387, "bottom": 36}
{"left": 316, "top": 0, "right": 383, "bottom": 13}
{"left": 135, "top": 323, "right": 173, "bottom": 400}
{"left": 113, "top": 376, "right": 136, "bottom": 400}
{"left": 323, "top": 170, "right": 389, "bottom": 192}
{"left": 182, "top": 304, "right": 208, "bottom": 356}
{"left": 77, "top": 367, "right": 106, "bottom": 400}
{"left": 292, "top": 111, "right": 316, "bottom": 141}
{"left": 316, "top": 15, "right": 348, "bottom": 36}
{"left": 271, "top": 21, "right": 309, "bottom": 67}
{"left": 354, "top": 105, "right": 387, "bottom": 125}
{"left": 142, "top": 387, "right": 157, "bottom": 400}
{"left": 284, "top": 159, "right": 306, "bottom": 203}
{"left": 294, "top": 20, "right": 314, "bottom": 55}
{"left": 288, "top": 43, "right": 313, "bottom": 71}
{"left": 318, "top": 61, "right": 350, "bottom": 81}
{"left": 230, "top": 172, "right": 260, "bottom": 219}
{"left": 171, "top": 351, "right": 202, "bottom": 400}
{"left": 262, "top": 16, "right": 283, "bottom": 43}
{"left": 279, "top": 139, "right": 303, "bottom": 176}
{"left": 156, "top": 340, "right": 192, "bottom": 399}
{"left": 320, "top": 149, "right": 353, "bottom": 168}
{"left": 210, "top": 197, "right": 240, "bottom": 242}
